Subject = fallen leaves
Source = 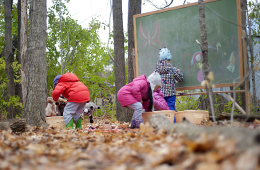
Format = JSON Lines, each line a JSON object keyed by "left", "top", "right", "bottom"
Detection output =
{"left": 0, "top": 116, "right": 260, "bottom": 170}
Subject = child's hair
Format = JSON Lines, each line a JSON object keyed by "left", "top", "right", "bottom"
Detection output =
{"left": 148, "top": 85, "right": 153, "bottom": 111}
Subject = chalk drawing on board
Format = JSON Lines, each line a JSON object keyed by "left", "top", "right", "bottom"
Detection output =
{"left": 191, "top": 51, "right": 203, "bottom": 83}
{"left": 139, "top": 19, "right": 162, "bottom": 50}
{"left": 226, "top": 52, "right": 235, "bottom": 73}
{"left": 134, "top": 0, "right": 242, "bottom": 89}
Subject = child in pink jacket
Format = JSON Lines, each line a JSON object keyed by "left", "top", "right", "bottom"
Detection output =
{"left": 117, "top": 75, "right": 156, "bottom": 129}
{"left": 147, "top": 72, "right": 170, "bottom": 111}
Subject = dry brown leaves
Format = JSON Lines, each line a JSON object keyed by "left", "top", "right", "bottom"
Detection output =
{"left": 0, "top": 117, "right": 260, "bottom": 170}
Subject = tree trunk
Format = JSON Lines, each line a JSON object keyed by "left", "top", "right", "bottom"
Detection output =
{"left": 247, "top": 15, "right": 257, "bottom": 114}
{"left": 23, "top": 0, "right": 47, "bottom": 127}
{"left": 15, "top": 0, "right": 23, "bottom": 117}
{"left": 20, "top": 0, "right": 27, "bottom": 106}
{"left": 113, "top": 0, "right": 128, "bottom": 122}
{"left": 198, "top": 0, "right": 214, "bottom": 116}
{"left": 128, "top": 0, "right": 141, "bottom": 83}
{"left": 125, "top": 0, "right": 142, "bottom": 122}
{"left": 4, "top": 0, "right": 15, "bottom": 119}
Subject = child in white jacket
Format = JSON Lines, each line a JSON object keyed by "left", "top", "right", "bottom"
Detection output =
{"left": 147, "top": 72, "right": 170, "bottom": 111}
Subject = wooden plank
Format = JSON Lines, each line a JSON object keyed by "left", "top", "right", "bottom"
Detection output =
{"left": 176, "top": 90, "right": 245, "bottom": 96}
{"left": 133, "top": 15, "right": 139, "bottom": 77}
{"left": 133, "top": 0, "right": 216, "bottom": 18}
{"left": 237, "top": 0, "right": 244, "bottom": 82}
{"left": 224, "top": 93, "right": 246, "bottom": 115}
{"left": 177, "top": 83, "right": 240, "bottom": 91}
{"left": 247, "top": 92, "right": 252, "bottom": 114}
{"left": 242, "top": 30, "right": 250, "bottom": 114}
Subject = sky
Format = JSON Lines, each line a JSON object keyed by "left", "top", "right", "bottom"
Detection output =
{"left": 47, "top": 0, "right": 197, "bottom": 44}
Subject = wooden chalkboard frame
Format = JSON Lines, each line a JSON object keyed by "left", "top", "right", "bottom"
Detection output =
{"left": 133, "top": 0, "right": 243, "bottom": 91}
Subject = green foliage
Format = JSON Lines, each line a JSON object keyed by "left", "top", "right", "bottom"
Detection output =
{"left": 96, "top": 103, "right": 116, "bottom": 121}
{"left": 248, "top": 1, "right": 260, "bottom": 36}
{"left": 175, "top": 90, "right": 247, "bottom": 115}
{"left": 175, "top": 91, "right": 201, "bottom": 111}
{"left": 223, "top": 101, "right": 235, "bottom": 113}
{"left": 0, "top": 58, "right": 23, "bottom": 118}
{"left": 46, "top": 1, "right": 114, "bottom": 102}
{"left": 0, "top": 3, "right": 21, "bottom": 119}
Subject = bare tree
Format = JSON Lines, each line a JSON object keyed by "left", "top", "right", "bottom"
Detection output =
{"left": 113, "top": 0, "right": 128, "bottom": 122}
{"left": 123, "top": 0, "right": 142, "bottom": 122}
{"left": 128, "top": 0, "right": 141, "bottom": 83}
{"left": 198, "top": 0, "right": 214, "bottom": 117}
{"left": 15, "top": 0, "right": 23, "bottom": 117}
{"left": 4, "top": 0, "right": 15, "bottom": 119}
{"left": 23, "top": 0, "right": 47, "bottom": 126}
{"left": 20, "top": 0, "right": 27, "bottom": 105}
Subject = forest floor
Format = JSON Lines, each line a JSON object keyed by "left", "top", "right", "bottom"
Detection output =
{"left": 1, "top": 115, "right": 260, "bottom": 170}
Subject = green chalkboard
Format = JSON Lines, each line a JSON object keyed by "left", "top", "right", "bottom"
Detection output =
{"left": 134, "top": 0, "right": 242, "bottom": 90}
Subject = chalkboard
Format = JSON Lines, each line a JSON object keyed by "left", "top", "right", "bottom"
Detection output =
{"left": 134, "top": 0, "right": 243, "bottom": 90}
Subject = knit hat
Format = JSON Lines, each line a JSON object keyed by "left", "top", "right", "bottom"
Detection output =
{"left": 159, "top": 47, "right": 172, "bottom": 60}
{"left": 147, "top": 72, "right": 162, "bottom": 91}
{"left": 53, "top": 75, "right": 62, "bottom": 86}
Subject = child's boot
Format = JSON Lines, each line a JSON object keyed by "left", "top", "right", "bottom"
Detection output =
{"left": 75, "top": 118, "right": 82, "bottom": 129}
{"left": 89, "top": 115, "right": 94, "bottom": 123}
{"left": 130, "top": 119, "right": 136, "bottom": 129}
{"left": 135, "top": 120, "right": 143, "bottom": 128}
{"left": 66, "top": 118, "right": 74, "bottom": 129}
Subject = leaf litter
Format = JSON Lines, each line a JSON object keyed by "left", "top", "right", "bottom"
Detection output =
{"left": 0, "top": 116, "right": 260, "bottom": 170}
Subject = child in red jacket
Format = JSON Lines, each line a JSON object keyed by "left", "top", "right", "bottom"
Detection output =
{"left": 52, "top": 73, "right": 90, "bottom": 129}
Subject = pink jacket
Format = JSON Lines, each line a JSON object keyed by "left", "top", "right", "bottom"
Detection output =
{"left": 117, "top": 75, "right": 150, "bottom": 109}
{"left": 153, "top": 89, "right": 169, "bottom": 110}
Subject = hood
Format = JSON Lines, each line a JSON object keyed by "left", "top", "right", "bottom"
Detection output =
{"left": 132, "top": 75, "right": 147, "bottom": 82}
{"left": 147, "top": 72, "right": 162, "bottom": 91}
{"left": 59, "top": 73, "right": 79, "bottom": 83}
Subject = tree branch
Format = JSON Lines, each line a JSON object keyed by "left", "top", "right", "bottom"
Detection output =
{"left": 69, "top": 39, "right": 80, "bottom": 66}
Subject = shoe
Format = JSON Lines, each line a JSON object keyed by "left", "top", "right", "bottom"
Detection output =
{"left": 135, "top": 120, "right": 143, "bottom": 128}
{"left": 66, "top": 118, "right": 73, "bottom": 129}
{"left": 130, "top": 119, "right": 136, "bottom": 129}
{"left": 89, "top": 115, "right": 94, "bottom": 123}
{"left": 75, "top": 118, "right": 82, "bottom": 129}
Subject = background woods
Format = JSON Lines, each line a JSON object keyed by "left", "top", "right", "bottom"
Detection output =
{"left": 0, "top": 0, "right": 260, "bottom": 169}
{"left": 0, "top": 0, "right": 260, "bottom": 124}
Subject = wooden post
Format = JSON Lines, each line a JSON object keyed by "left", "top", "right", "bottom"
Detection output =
{"left": 242, "top": 30, "right": 250, "bottom": 114}
{"left": 247, "top": 92, "right": 252, "bottom": 113}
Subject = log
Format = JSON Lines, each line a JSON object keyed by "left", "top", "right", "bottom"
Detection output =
{"left": 148, "top": 114, "right": 260, "bottom": 152}
{"left": 0, "top": 121, "right": 10, "bottom": 130}
{"left": 10, "top": 119, "right": 26, "bottom": 133}
{"left": 217, "top": 113, "right": 260, "bottom": 122}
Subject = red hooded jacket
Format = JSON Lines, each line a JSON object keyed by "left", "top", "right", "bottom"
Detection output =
{"left": 52, "top": 73, "right": 90, "bottom": 103}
